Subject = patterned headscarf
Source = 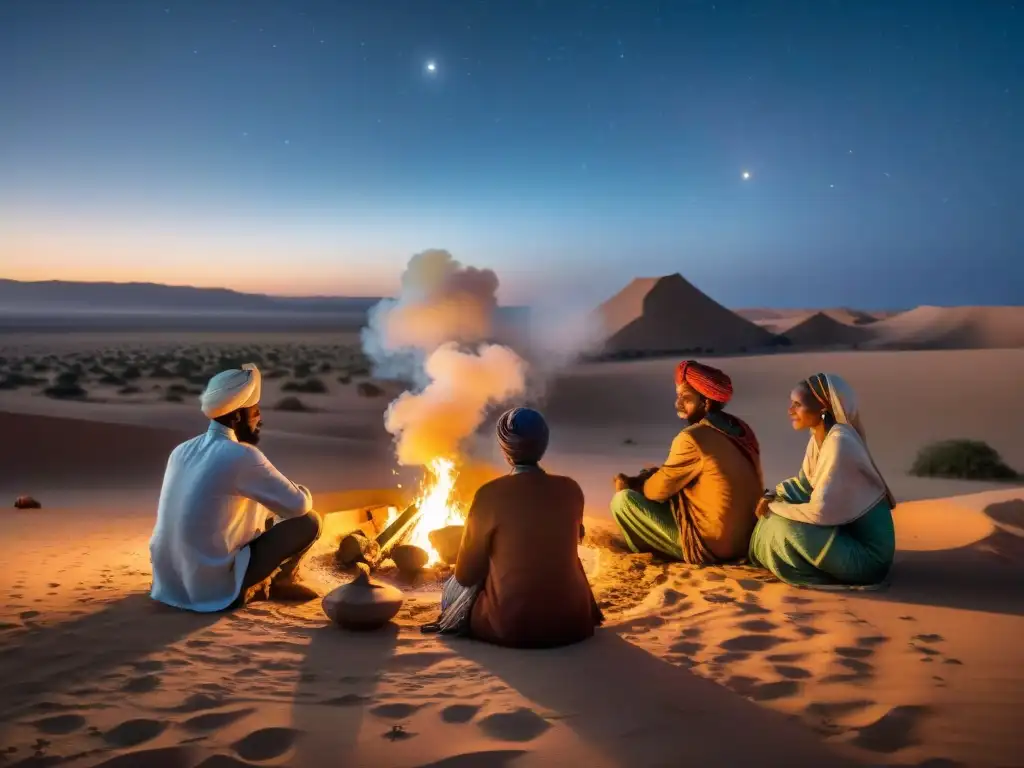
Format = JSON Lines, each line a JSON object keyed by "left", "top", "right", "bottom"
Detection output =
{"left": 496, "top": 407, "right": 549, "bottom": 466}
{"left": 804, "top": 373, "right": 895, "bottom": 506}
{"left": 675, "top": 360, "right": 734, "bottom": 404}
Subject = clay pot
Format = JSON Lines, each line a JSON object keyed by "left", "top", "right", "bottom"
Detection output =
{"left": 322, "top": 563, "right": 403, "bottom": 631}
{"left": 391, "top": 544, "right": 429, "bottom": 575}
{"left": 428, "top": 525, "right": 464, "bottom": 566}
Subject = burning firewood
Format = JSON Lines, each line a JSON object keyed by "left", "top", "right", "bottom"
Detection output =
{"left": 374, "top": 502, "right": 421, "bottom": 551}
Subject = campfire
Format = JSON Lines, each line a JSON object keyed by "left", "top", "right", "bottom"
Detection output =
{"left": 336, "top": 458, "right": 468, "bottom": 577}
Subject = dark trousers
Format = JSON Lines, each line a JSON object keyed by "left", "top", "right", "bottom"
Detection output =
{"left": 234, "top": 511, "right": 322, "bottom": 606}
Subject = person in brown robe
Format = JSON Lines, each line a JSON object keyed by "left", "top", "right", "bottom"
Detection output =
{"left": 610, "top": 360, "right": 764, "bottom": 564}
{"left": 422, "top": 407, "right": 602, "bottom": 648}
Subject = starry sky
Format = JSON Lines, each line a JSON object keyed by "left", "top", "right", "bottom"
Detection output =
{"left": 1, "top": 1, "right": 1021, "bottom": 309}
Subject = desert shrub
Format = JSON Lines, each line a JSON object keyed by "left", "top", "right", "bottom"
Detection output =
{"left": 910, "top": 440, "right": 1019, "bottom": 481}
{"left": 99, "top": 372, "right": 126, "bottom": 386}
{"left": 293, "top": 362, "right": 313, "bottom": 378}
{"left": 264, "top": 368, "right": 289, "bottom": 380}
{"left": 317, "top": 361, "right": 333, "bottom": 373}
{"left": 274, "top": 396, "right": 312, "bottom": 412}
{"left": 356, "top": 381, "right": 384, "bottom": 398}
{"left": 337, "top": 374, "right": 352, "bottom": 385}
{"left": 149, "top": 365, "right": 177, "bottom": 379}
{"left": 44, "top": 382, "right": 87, "bottom": 400}
{"left": 282, "top": 378, "right": 328, "bottom": 394}
{"left": 118, "top": 385, "right": 142, "bottom": 395}
{"left": 122, "top": 365, "right": 142, "bottom": 380}
{"left": 55, "top": 371, "right": 81, "bottom": 387}
{"left": 164, "top": 391, "right": 185, "bottom": 402}
{"left": 0, "top": 372, "right": 45, "bottom": 390}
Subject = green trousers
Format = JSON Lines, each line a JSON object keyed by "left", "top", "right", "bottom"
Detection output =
{"left": 609, "top": 489, "right": 683, "bottom": 561}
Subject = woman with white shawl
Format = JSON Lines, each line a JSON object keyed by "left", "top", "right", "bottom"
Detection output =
{"left": 748, "top": 373, "right": 896, "bottom": 588}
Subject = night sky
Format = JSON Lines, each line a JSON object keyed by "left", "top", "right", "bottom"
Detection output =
{"left": 1, "top": 1, "right": 1021, "bottom": 308}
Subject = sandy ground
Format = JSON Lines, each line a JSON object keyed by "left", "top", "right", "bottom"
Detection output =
{"left": 1, "top": 336, "right": 1023, "bottom": 767}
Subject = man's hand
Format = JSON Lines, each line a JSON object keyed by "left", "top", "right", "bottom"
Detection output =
{"left": 613, "top": 473, "right": 632, "bottom": 492}
{"left": 755, "top": 495, "right": 774, "bottom": 519}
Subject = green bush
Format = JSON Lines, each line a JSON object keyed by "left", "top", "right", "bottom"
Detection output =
{"left": 282, "top": 378, "right": 328, "bottom": 394}
{"left": 910, "top": 439, "right": 1019, "bottom": 481}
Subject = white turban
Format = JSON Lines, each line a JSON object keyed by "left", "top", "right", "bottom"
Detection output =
{"left": 200, "top": 363, "right": 262, "bottom": 419}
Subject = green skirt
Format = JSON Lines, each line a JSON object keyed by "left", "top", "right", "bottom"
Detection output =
{"left": 748, "top": 498, "right": 895, "bottom": 588}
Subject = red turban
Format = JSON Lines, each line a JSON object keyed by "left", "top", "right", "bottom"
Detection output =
{"left": 675, "top": 360, "right": 734, "bottom": 404}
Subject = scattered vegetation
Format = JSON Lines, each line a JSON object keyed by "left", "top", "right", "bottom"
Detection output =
{"left": 282, "top": 378, "right": 328, "bottom": 394}
{"left": 44, "top": 381, "right": 88, "bottom": 400}
{"left": 910, "top": 439, "right": 1020, "bottom": 481}
{"left": 356, "top": 381, "right": 385, "bottom": 398}
{"left": 274, "top": 396, "right": 312, "bottom": 412}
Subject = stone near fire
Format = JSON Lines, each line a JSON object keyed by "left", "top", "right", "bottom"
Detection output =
{"left": 322, "top": 563, "right": 404, "bottom": 631}
{"left": 428, "top": 525, "right": 464, "bottom": 566}
{"left": 391, "top": 544, "right": 429, "bottom": 575}
{"left": 14, "top": 496, "right": 41, "bottom": 509}
{"left": 337, "top": 531, "right": 381, "bottom": 570}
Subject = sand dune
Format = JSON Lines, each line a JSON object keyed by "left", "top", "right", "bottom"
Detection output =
{"left": 2, "top": 333, "right": 1024, "bottom": 766}
{"left": 780, "top": 312, "right": 875, "bottom": 347}
{"left": 739, "top": 307, "right": 882, "bottom": 326}
{"left": 594, "top": 274, "right": 778, "bottom": 356}
{"left": 865, "top": 305, "right": 1024, "bottom": 350}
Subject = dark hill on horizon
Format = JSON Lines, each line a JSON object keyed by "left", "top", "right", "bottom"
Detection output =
{"left": 0, "top": 279, "right": 382, "bottom": 313}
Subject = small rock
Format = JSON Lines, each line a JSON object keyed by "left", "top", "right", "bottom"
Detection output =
{"left": 14, "top": 496, "right": 42, "bottom": 509}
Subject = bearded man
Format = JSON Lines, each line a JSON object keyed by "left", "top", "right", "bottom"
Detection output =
{"left": 150, "top": 364, "right": 321, "bottom": 611}
{"left": 610, "top": 360, "right": 763, "bottom": 564}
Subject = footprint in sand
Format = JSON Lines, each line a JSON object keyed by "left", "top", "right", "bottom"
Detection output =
{"left": 737, "top": 618, "right": 777, "bottom": 633}
{"left": 773, "top": 665, "right": 812, "bottom": 680}
{"left": 440, "top": 704, "right": 480, "bottom": 724}
{"left": 725, "top": 676, "right": 801, "bottom": 702}
{"left": 102, "top": 718, "right": 168, "bottom": 748}
{"left": 912, "top": 633, "right": 944, "bottom": 644}
{"left": 852, "top": 704, "right": 931, "bottom": 754}
{"left": 195, "top": 755, "right": 264, "bottom": 767}
{"left": 856, "top": 635, "right": 889, "bottom": 648}
{"left": 720, "top": 634, "right": 785, "bottom": 652}
{"left": 477, "top": 708, "right": 551, "bottom": 742}
{"left": 131, "top": 660, "right": 165, "bottom": 673}
{"left": 91, "top": 746, "right": 196, "bottom": 767}
{"left": 767, "top": 652, "right": 806, "bottom": 663}
{"left": 736, "top": 578, "right": 765, "bottom": 592}
{"left": 836, "top": 646, "right": 875, "bottom": 660}
{"left": 703, "top": 571, "right": 727, "bottom": 582}
{"left": 182, "top": 708, "right": 256, "bottom": 733}
{"left": 18, "top": 610, "right": 39, "bottom": 620}
{"left": 413, "top": 750, "right": 529, "bottom": 768}
{"left": 323, "top": 693, "right": 372, "bottom": 707}
{"left": 669, "top": 639, "right": 704, "bottom": 656}
{"left": 121, "top": 674, "right": 161, "bottom": 693}
{"left": 782, "top": 595, "right": 814, "bottom": 606}
{"left": 232, "top": 727, "right": 301, "bottom": 761}
{"left": 806, "top": 699, "right": 875, "bottom": 720}
{"left": 369, "top": 702, "right": 424, "bottom": 719}
{"left": 31, "top": 714, "right": 87, "bottom": 735}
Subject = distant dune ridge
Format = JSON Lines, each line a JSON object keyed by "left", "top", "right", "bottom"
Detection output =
{"left": 594, "top": 274, "right": 778, "bottom": 356}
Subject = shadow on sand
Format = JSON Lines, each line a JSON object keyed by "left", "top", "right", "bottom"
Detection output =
{"left": 0, "top": 592, "right": 219, "bottom": 720}
{"left": 861, "top": 499, "right": 1024, "bottom": 617}
{"left": 292, "top": 622, "right": 400, "bottom": 761}
{"left": 447, "top": 628, "right": 859, "bottom": 768}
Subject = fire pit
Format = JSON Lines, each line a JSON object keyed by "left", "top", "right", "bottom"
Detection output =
{"left": 334, "top": 458, "right": 468, "bottom": 578}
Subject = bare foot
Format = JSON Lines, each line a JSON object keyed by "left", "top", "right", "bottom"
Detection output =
{"left": 268, "top": 579, "right": 319, "bottom": 602}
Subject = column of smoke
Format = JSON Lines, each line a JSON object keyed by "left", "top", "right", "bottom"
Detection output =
{"left": 361, "top": 249, "right": 528, "bottom": 466}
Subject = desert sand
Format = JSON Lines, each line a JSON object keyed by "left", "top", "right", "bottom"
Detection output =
{"left": 1, "top": 333, "right": 1023, "bottom": 767}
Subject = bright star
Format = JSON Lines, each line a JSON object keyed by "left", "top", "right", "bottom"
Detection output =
{"left": 425, "top": 60, "right": 437, "bottom": 73}
{"left": 742, "top": 170, "right": 751, "bottom": 181}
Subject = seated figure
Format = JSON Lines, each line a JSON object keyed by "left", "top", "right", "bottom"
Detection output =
{"left": 423, "top": 407, "right": 602, "bottom": 648}
{"left": 748, "top": 373, "right": 896, "bottom": 588}
{"left": 149, "top": 364, "right": 322, "bottom": 612}
{"left": 610, "top": 360, "right": 763, "bottom": 564}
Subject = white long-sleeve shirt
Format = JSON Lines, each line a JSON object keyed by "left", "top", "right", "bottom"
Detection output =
{"left": 149, "top": 421, "right": 313, "bottom": 612}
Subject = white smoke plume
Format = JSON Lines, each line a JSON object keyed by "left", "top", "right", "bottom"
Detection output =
{"left": 362, "top": 249, "right": 528, "bottom": 466}
{"left": 385, "top": 342, "right": 527, "bottom": 466}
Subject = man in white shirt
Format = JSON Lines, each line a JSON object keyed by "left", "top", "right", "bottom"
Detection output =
{"left": 150, "top": 363, "right": 322, "bottom": 612}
